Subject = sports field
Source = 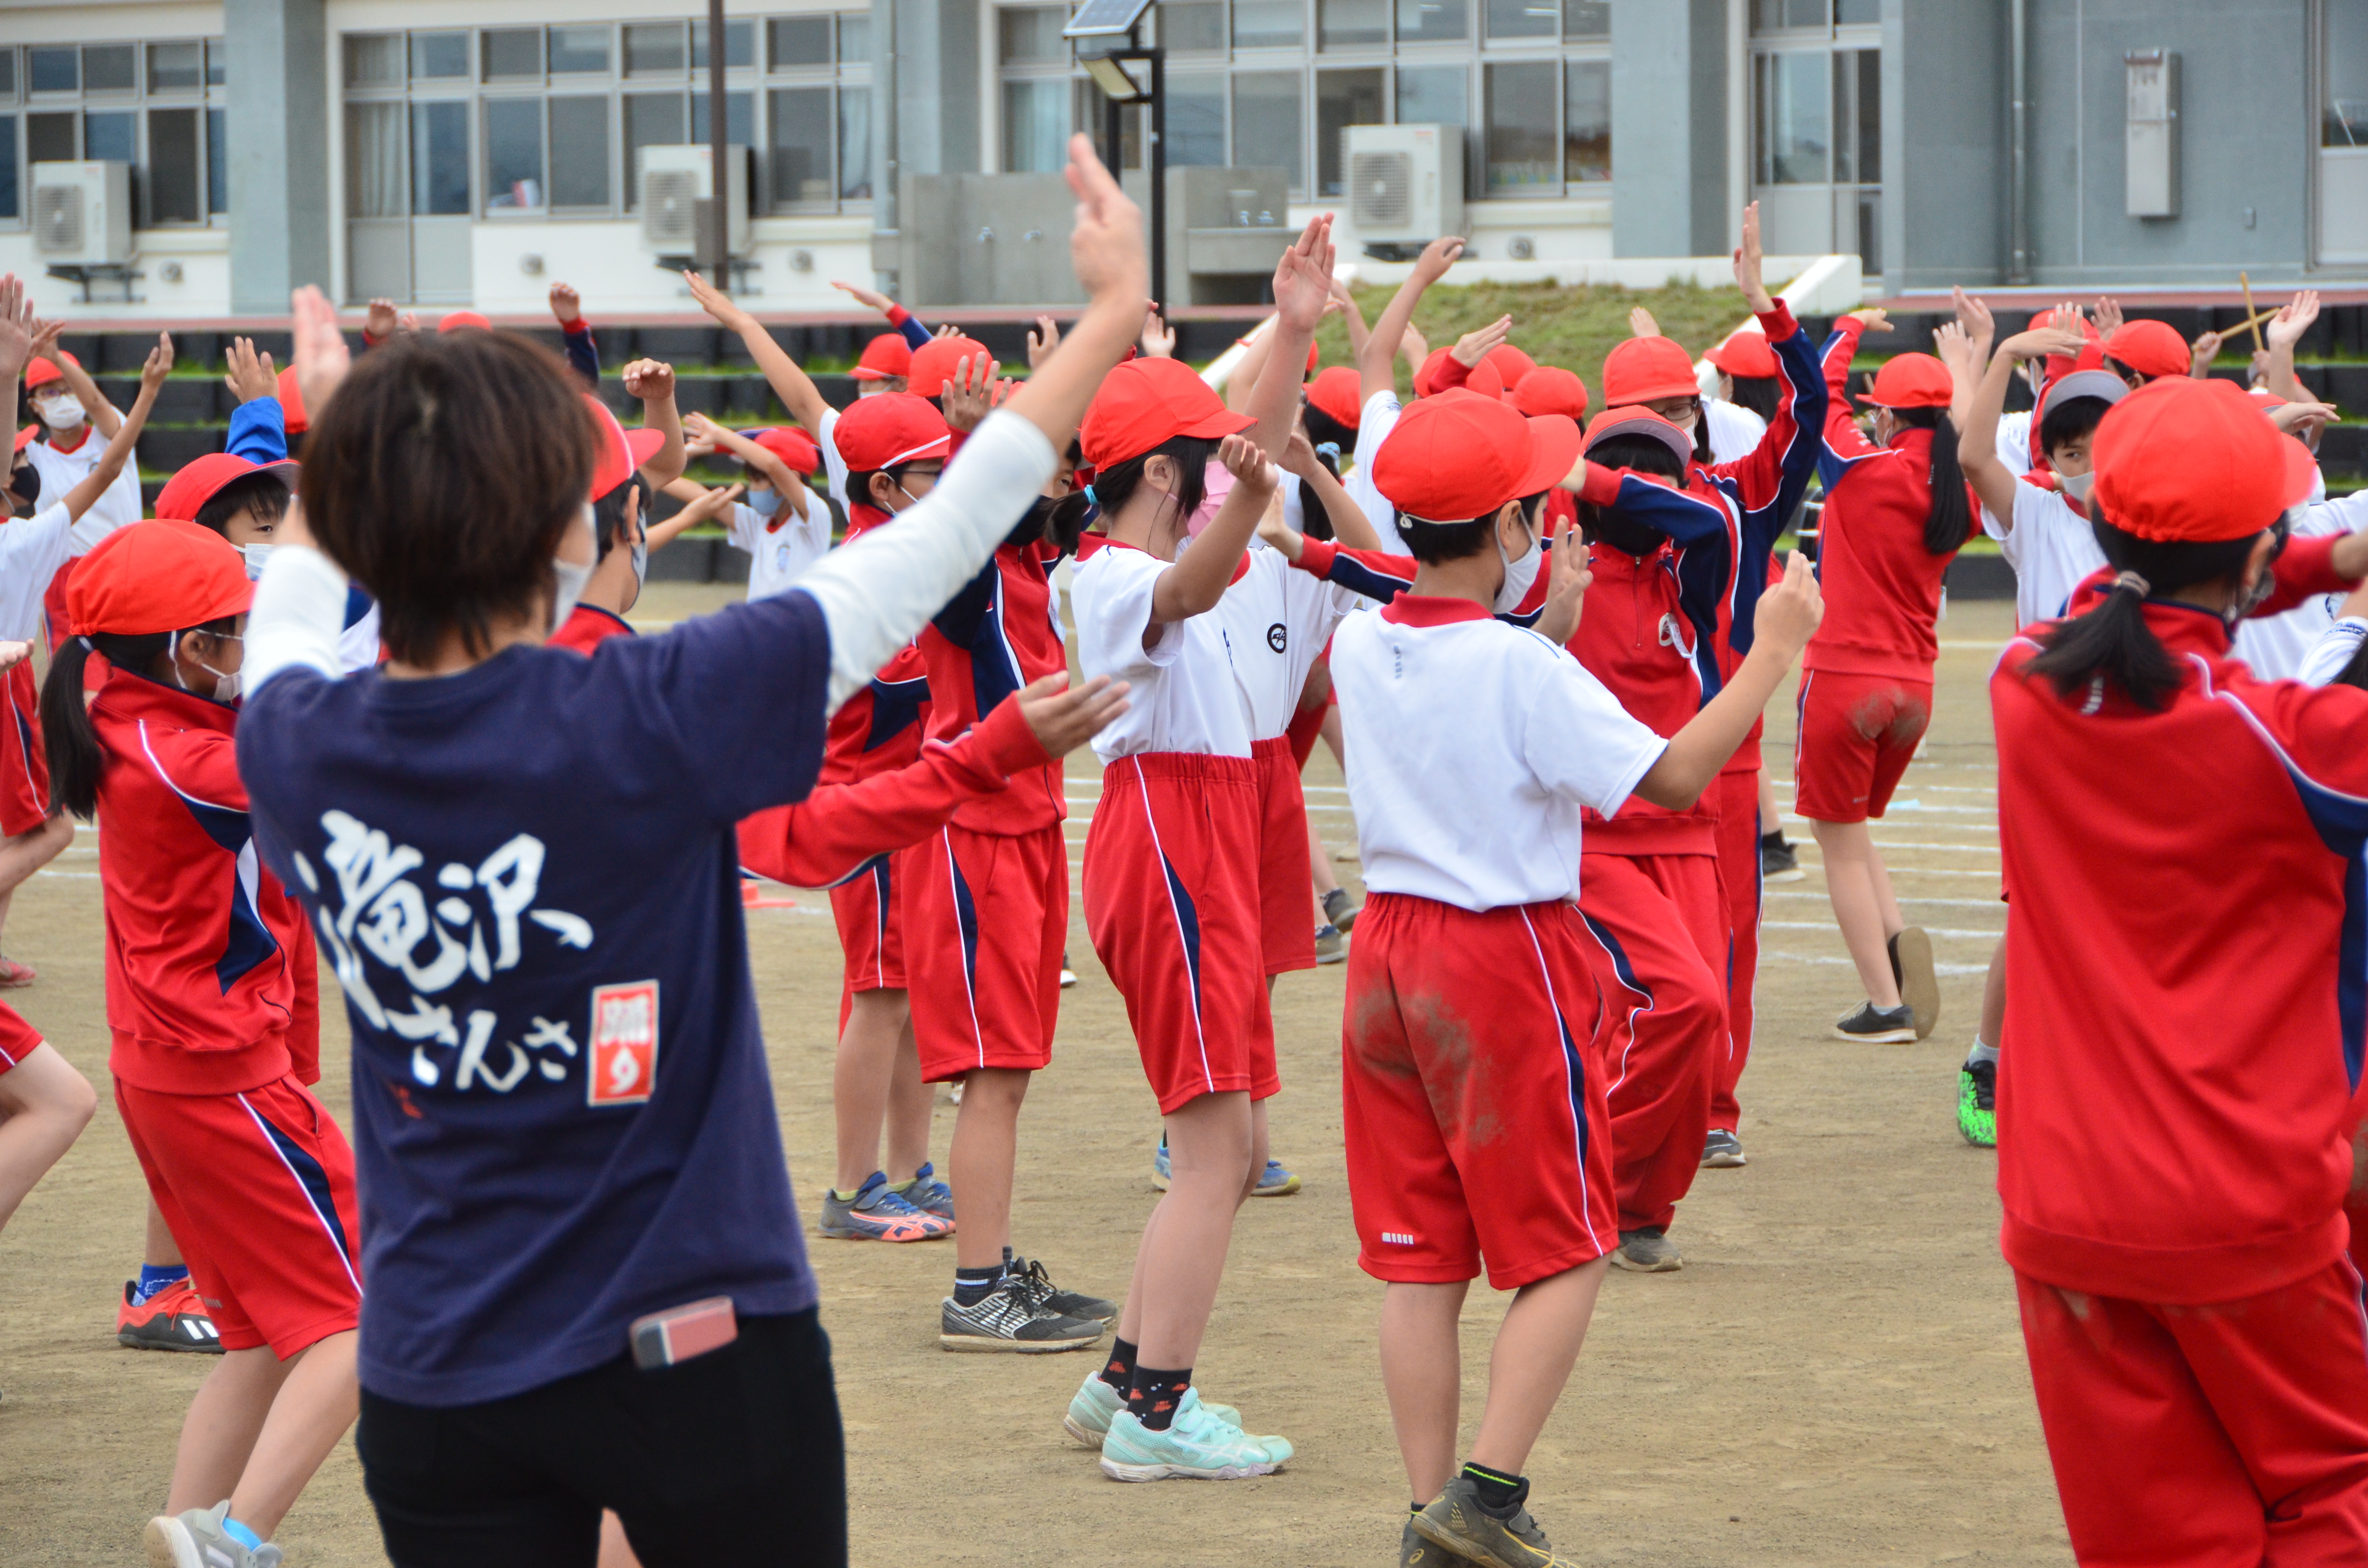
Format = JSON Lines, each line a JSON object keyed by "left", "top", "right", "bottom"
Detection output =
{"left": 0, "top": 590, "right": 2075, "bottom": 1566}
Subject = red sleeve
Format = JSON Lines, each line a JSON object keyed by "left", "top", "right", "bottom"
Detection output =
{"left": 1430, "top": 355, "right": 1472, "bottom": 391}
{"left": 1819, "top": 318, "right": 1878, "bottom": 460}
{"left": 735, "top": 693, "right": 1048, "bottom": 886}
{"left": 1707, "top": 302, "right": 1812, "bottom": 511}
{"left": 2254, "top": 534, "right": 2354, "bottom": 620}
{"left": 149, "top": 726, "right": 249, "bottom": 812}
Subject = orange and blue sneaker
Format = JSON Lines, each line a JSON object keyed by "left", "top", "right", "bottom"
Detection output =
{"left": 819, "top": 1172, "right": 951, "bottom": 1242}
{"left": 893, "top": 1161, "right": 956, "bottom": 1228}
{"left": 117, "top": 1278, "right": 223, "bottom": 1353}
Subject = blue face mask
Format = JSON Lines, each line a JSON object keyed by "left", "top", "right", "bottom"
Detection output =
{"left": 749, "top": 488, "right": 783, "bottom": 518}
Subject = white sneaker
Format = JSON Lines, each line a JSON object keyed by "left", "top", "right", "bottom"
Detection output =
{"left": 146, "top": 1502, "right": 283, "bottom": 1568}
{"left": 1098, "top": 1388, "right": 1293, "bottom": 1481}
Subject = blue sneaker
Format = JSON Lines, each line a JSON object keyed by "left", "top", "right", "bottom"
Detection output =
{"left": 1099, "top": 1388, "right": 1292, "bottom": 1482}
{"left": 894, "top": 1162, "right": 956, "bottom": 1226}
{"left": 1151, "top": 1139, "right": 1300, "bottom": 1196}
{"left": 1063, "top": 1369, "right": 1242, "bottom": 1446}
{"left": 819, "top": 1172, "right": 951, "bottom": 1242}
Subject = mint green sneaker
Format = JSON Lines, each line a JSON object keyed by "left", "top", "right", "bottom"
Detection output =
{"left": 145, "top": 1502, "right": 283, "bottom": 1568}
{"left": 1062, "top": 1368, "right": 1241, "bottom": 1445}
{"left": 1959, "top": 1059, "right": 1997, "bottom": 1148}
{"left": 1098, "top": 1388, "right": 1291, "bottom": 1481}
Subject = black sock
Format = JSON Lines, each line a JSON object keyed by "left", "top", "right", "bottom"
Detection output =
{"left": 1462, "top": 1461, "right": 1527, "bottom": 1517}
{"left": 952, "top": 1264, "right": 1000, "bottom": 1307}
{"left": 1760, "top": 828, "right": 1786, "bottom": 848}
{"left": 1410, "top": 1501, "right": 1426, "bottom": 1516}
{"left": 1098, "top": 1337, "right": 1138, "bottom": 1395}
{"left": 1128, "top": 1365, "right": 1192, "bottom": 1431}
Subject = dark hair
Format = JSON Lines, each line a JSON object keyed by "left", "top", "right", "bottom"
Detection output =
{"left": 2023, "top": 520, "right": 2264, "bottom": 711}
{"left": 40, "top": 621, "right": 238, "bottom": 818}
{"left": 2037, "top": 394, "right": 2111, "bottom": 461}
{"left": 1045, "top": 433, "right": 1217, "bottom": 555}
{"left": 299, "top": 330, "right": 597, "bottom": 664}
{"left": 1296, "top": 443, "right": 1342, "bottom": 542}
{"left": 1301, "top": 403, "right": 1355, "bottom": 454}
{"left": 2334, "top": 639, "right": 2368, "bottom": 694}
{"left": 1885, "top": 406, "right": 1974, "bottom": 556}
{"left": 848, "top": 461, "right": 933, "bottom": 517}
{"left": 590, "top": 478, "right": 642, "bottom": 561}
{"left": 192, "top": 469, "right": 291, "bottom": 539}
{"left": 1725, "top": 374, "right": 1780, "bottom": 425}
{"left": 1399, "top": 512, "right": 1497, "bottom": 565}
{"left": 1576, "top": 433, "right": 1688, "bottom": 557}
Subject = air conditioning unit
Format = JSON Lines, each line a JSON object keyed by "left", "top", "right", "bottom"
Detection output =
{"left": 639, "top": 145, "right": 750, "bottom": 257}
{"left": 1345, "top": 125, "right": 1463, "bottom": 246}
{"left": 31, "top": 161, "right": 132, "bottom": 266}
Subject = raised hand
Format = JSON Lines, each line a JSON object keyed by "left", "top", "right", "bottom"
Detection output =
{"left": 1281, "top": 427, "right": 1323, "bottom": 478}
{"left": 1027, "top": 314, "right": 1062, "bottom": 369}
{"left": 2189, "top": 329, "right": 2225, "bottom": 377}
{"left": 2092, "top": 296, "right": 2125, "bottom": 338}
{"left": 549, "top": 282, "right": 584, "bottom": 327}
{"left": 1412, "top": 236, "right": 1465, "bottom": 286}
{"left": 0, "top": 275, "right": 33, "bottom": 384}
{"left": 932, "top": 323, "right": 963, "bottom": 339}
{"left": 1255, "top": 490, "right": 1303, "bottom": 560}
{"left": 1628, "top": 306, "right": 1661, "bottom": 340}
{"left": 1846, "top": 307, "right": 1893, "bottom": 333}
{"left": 1272, "top": 215, "right": 1339, "bottom": 333}
{"left": 1140, "top": 306, "right": 1175, "bottom": 359}
{"left": 1064, "top": 134, "right": 1148, "bottom": 306}
{"left": 682, "top": 269, "right": 754, "bottom": 333}
{"left": 366, "top": 298, "right": 399, "bottom": 339}
{"left": 1217, "top": 430, "right": 1279, "bottom": 494}
{"left": 1452, "top": 315, "right": 1513, "bottom": 368}
{"left": 1754, "top": 548, "right": 1824, "bottom": 654}
{"left": 1932, "top": 321, "right": 1981, "bottom": 380}
{"left": 224, "top": 336, "right": 276, "bottom": 404}
{"left": 27, "top": 315, "right": 62, "bottom": 365}
{"left": 940, "top": 352, "right": 1001, "bottom": 434}
{"left": 676, "top": 481, "right": 747, "bottom": 525}
{"left": 1013, "top": 671, "right": 1131, "bottom": 758}
{"left": 830, "top": 278, "right": 895, "bottom": 316}
{"left": 2268, "top": 399, "right": 2339, "bottom": 438}
{"left": 1532, "top": 521, "right": 1591, "bottom": 647}
{"left": 2268, "top": 290, "right": 2322, "bottom": 353}
{"left": 290, "top": 285, "right": 353, "bottom": 417}
{"left": 140, "top": 332, "right": 175, "bottom": 390}
{"left": 1733, "top": 202, "right": 1773, "bottom": 313}
{"left": 622, "top": 358, "right": 676, "bottom": 402}
{"left": 2001, "top": 325, "right": 2090, "bottom": 364}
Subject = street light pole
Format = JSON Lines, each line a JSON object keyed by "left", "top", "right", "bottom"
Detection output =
{"left": 707, "top": 0, "right": 729, "bottom": 285}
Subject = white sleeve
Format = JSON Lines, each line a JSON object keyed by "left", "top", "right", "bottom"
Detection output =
{"left": 2300, "top": 490, "right": 2368, "bottom": 540}
{"left": 0, "top": 503, "right": 74, "bottom": 588}
{"left": 724, "top": 503, "right": 760, "bottom": 551}
{"left": 246, "top": 545, "right": 351, "bottom": 694}
{"left": 1075, "top": 551, "right": 1185, "bottom": 679}
{"left": 1518, "top": 644, "right": 1668, "bottom": 816}
{"left": 2301, "top": 617, "right": 2368, "bottom": 687}
{"left": 1997, "top": 412, "right": 2034, "bottom": 478}
{"left": 1996, "top": 483, "right": 2054, "bottom": 567}
{"left": 818, "top": 408, "right": 850, "bottom": 508}
{"left": 792, "top": 408, "right": 1056, "bottom": 714}
{"left": 1346, "top": 390, "right": 1408, "bottom": 556}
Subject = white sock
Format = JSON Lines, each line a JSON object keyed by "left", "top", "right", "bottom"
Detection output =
{"left": 1966, "top": 1037, "right": 1999, "bottom": 1068}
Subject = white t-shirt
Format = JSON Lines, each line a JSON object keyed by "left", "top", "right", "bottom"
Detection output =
{"left": 1210, "top": 542, "right": 1360, "bottom": 740}
{"left": 1331, "top": 602, "right": 1665, "bottom": 913}
{"left": 1070, "top": 542, "right": 1253, "bottom": 763}
{"left": 0, "top": 500, "right": 111, "bottom": 640}
{"left": 1998, "top": 410, "right": 2035, "bottom": 478}
{"left": 726, "top": 495, "right": 833, "bottom": 602}
{"left": 1345, "top": 389, "right": 1410, "bottom": 556}
{"left": 1704, "top": 397, "right": 1767, "bottom": 466}
{"left": 816, "top": 408, "right": 851, "bottom": 510}
{"left": 1984, "top": 480, "right": 2105, "bottom": 630}
{"left": 24, "top": 433, "right": 141, "bottom": 543}
{"left": 2233, "top": 484, "right": 2364, "bottom": 682}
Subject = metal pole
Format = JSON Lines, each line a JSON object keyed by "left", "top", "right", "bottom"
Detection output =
{"left": 708, "top": 0, "right": 730, "bottom": 284}
{"left": 1105, "top": 87, "right": 1123, "bottom": 182}
{"left": 2008, "top": 0, "right": 2030, "bottom": 283}
{"left": 1147, "top": 45, "right": 1166, "bottom": 314}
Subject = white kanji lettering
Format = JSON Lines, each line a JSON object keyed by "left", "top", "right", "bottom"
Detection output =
{"left": 523, "top": 1017, "right": 579, "bottom": 1057}
{"left": 454, "top": 1010, "right": 530, "bottom": 1093}
{"left": 477, "top": 835, "right": 546, "bottom": 972}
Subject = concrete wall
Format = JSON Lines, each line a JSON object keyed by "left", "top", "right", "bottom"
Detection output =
{"left": 225, "top": 0, "right": 333, "bottom": 313}
{"left": 1882, "top": 0, "right": 2008, "bottom": 290}
{"left": 1610, "top": 0, "right": 1732, "bottom": 258}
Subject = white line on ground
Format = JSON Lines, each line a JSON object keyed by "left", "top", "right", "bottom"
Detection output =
{"left": 1767, "top": 891, "right": 2003, "bottom": 909}
{"left": 1763, "top": 920, "right": 2000, "bottom": 940}
{"left": 1764, "top": 951, "right": 1990, "bottom": 977}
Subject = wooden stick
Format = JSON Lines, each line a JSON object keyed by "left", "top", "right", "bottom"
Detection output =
{"left": 2239, "top": 272, "right": 2266, "bottom": 353}
{"left": 2211, "top": 306, "right": 2277, "bottom": 343}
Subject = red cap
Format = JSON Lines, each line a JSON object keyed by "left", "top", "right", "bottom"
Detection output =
{"left": 625, "top": 427, "right": 667, "bottom": 470}
{"left": 1305, "top": 366, "right": 1363, "bottom": 430}
{"left": 2102, "top": 318, "right": 2192, "bottom": 381}
{"left": 585, "top": 395, "right": 639, "bottom": 499}
{"left": 1411, "top": 347, "right": 1456, "bottom": 398}
{"left": 1858, "top": 353, "right": 1954, "bottom": 410}
{"left": 1482, "top": 344, "right": 1537, "bottom": 385}
{"left": 66, "top": 519, "right": 251, "bottom": 636}
{"left": 1305, "top": 340, "right": 1321, "bottom": 377}
{"left": 1371, "top": 390, "right": 1580, "bottom": 521}
{"left": 1603, "top": 335, "right": 1701, "bottom": 406}
{"left": 752, "top": 425, "right": 821, "bottom": 476}
{"left": 24, "top": 353, "right": 79, "bottom": 391}
{"left": 1705, "top": 331, "right": 1778, "bottom": 380}
{"left": 155, "top": 453, "right": 270, "bottom": 523}
{"left": 275, "top": 365, "right": 308, "bottom": 433}
{"left": 12, "top": 427, "right": 33, "bottom": 453}
{"left": 833, "top": 392, "right": 953, "bottom": 472}
{"left": 1585, "top": 405, "right": 1696, "bottom": 473}
{"left": 1513, "top": 367, "right": 1589, "bottom": 422}
{"left": 438, "top": 310, "right": 493, "bottom": 333}
{"left": 907, "top": 335, "right": 991, "bottom": 400}
{"left": 851, "top": 333, "right": 913, "bottom": 381}
{"left": 1463, "top": 358, "right": 1507, "bottom": 402}
{"left": 1079, "top": 357, "right": 1254, "bottom": 470}
{"left": 2091, "top": 377, "right": 2320, "bottom": 543}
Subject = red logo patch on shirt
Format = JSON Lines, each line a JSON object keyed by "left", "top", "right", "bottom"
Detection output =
{"left": 587, "top": 980, "right": 660, "bottom": 1107}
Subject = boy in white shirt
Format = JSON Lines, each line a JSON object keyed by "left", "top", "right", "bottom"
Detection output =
{"left": 679, "top": 414, "right": 832, "bottom": 600}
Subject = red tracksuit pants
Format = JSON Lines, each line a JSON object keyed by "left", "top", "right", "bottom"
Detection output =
{"left": 2018, "top": 1260, "right": 2368, "bottom": 1566}
{"left": 1577, "top": 849, "right": 1729, "bottom": 1234}
{"left": 1710, "top": 769, "right": 1760, "bottom": 1134}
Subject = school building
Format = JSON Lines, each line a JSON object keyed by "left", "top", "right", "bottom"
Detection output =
{"left": 0, "top": 0, "right": 2359, "bottom": 319}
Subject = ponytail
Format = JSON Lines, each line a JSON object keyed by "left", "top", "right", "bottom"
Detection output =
{"left": 1890, "top": 407, "right": 1973, "bottom": 555}
{"left": 1296, "top": 443, "right": 1342, "bottom": 542}
{"left": 2023, "top": 522, "right": 2260, "bottom": 712}
{"left": 2334, "top": 638, "right": 2368, "bottom": 694}
{"left": 38, "top": 622, "right": 232, "bottom": 819}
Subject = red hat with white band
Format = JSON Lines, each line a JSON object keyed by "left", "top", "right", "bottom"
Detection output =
{"left": 834, "top": 392, "right": 953, "bottom": 472}
{"left": 1079, "top": 357, "right": 1253, "bottom": 471}
{"left": 851, "top": 333, "right": 913, "bottom": 381}
{"left": 1372, "top": 389, "right": 1580, "bottom": 521}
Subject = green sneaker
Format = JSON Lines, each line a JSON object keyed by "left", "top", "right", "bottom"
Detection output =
{"left": 145, "top": 1502, "right": 284, "bottom": 1568}
{"left": 1098, "top": 1388, "right": 1291, "bottom": 1482}
{"left": 1412, "top": 1476, "right": 1575, "bottom": 1568}
{"left": 1063, "top": 1368, "right": 1241, "bottom": 1445}
{"left": 1959, "top": 1059, "right": 1997, "bottom": 1148}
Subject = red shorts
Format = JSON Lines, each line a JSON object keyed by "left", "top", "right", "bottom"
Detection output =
{"left": 828, "top": 853, "right": 907, "bottom": 994}
{"left": 1251, "top": 735, "right": 1316, "bottom": 975}
{"left": 0, "top": 998, "right": 41, "bottom": 1072}
{"left": 903, "top": 822, "right": 1066, "bottom": 1082}
{"left": 2017, "top": 1260, "right": 2368, "bottom": 1566}
{"left": 0, "top": 661, "right": 50, "bottom": 838}
{"left": 1285, "top": 692, "right": 1332, "bottom": 772}
{"left": 1343, "top": 894, "right": 1615, "bottom": 1289}
{"left": 1083, "top": 752, "right": 1277, "bottom": 1114}
{"left": 1792, "top": 670, "right": 1931, "bottom": 824}
{"left": 116, "top": 1073, "right": 363, "bottom": 1356}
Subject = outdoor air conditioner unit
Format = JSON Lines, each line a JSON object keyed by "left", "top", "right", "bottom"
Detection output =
{"left": 1345, "top": 125, "right": 1463, "bottom": 247}
{"left": 31, "top": 161, "right": 132, "bottom": 266}
{"left": 639, "top": 145, "right": 750, "bottom": 257}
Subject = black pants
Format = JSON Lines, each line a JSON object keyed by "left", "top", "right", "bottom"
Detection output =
{"left": 358, "top": 1309, "right": 846, "bottom": 1568}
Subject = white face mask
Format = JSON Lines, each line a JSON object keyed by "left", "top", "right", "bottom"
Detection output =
{"left": 37, "top": 394, "right": 85, "bottom": 430}
{"left": 1496, "top": 511, "right": 1542, "bottom": 613}
{"left": 551, "top": 507, "right": 595, "bottom": 631}
{"left": 2059, "top": 470, "right": 2096, "bottom": 503}
{"left": 170, "top": 631, "right": 243, "bottom": 704}
{"left": 241, "top": 543, "right": 274, "bottom": 582}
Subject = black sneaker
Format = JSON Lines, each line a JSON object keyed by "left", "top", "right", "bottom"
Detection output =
{"left": 1959, "top": 1058, "right": 1998, "bottom": 1148}
{"left": 1610, "top": 1226, "right": 1682, "bottom": 1272}
{"left": 1701, "top": 1128, "right": 1746, "bottom": 1167}
{"left": 939, "top": 1276, "right": 1104, "bottom": 1353}
{"left": 1760, "top": 832, "right": 1805, "bottom": 883}
{"left": 1322, "top": 887, "right": 1362, "bottom": 932}
{"left": 1007, "top": 1255, "right": 1117, "bottom": 1324}
{"left": 1412, "top": 1476, "right": 1579, "bottom": 1567}
{"left": 1835, "top": 1000, "right": 1917, "bottom": 1043}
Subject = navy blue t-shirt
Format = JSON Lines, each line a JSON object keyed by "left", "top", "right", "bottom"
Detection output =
{"left": 238, "top": 590, "right": 831, "bottom": 1406}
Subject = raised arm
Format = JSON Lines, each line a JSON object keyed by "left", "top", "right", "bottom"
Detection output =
{"left": 1361, "top": 237, "right": 1463, "bottom": 408}
{"left": 1281, "top": 429, "right": 1384, "bottom": 550}
{"left": 685, "top": 270, "right": 834, "bottom": 432}
{"left": 1705, "top": 205, "right": 1830, "bottom": 555}
{"left": 687, "top": 413, "right": 798, "bottom": 498}
{"left": 1224, "top": 323, "right": 1275, "bottom": 415}
{"left": 622, "top": 358, "right": 685, "bottom": 489}
{"left": 832, "top": 279, "right": 932, "bottom": 349}
{"left": 1816, "top": 310, "right": 1889, "bottom": 475}
{"left": 1244, "top": 218, "right": 1336, "bottom": 459}
{"left": 38, "top": 326, "right": 122, "bottom": 439}
{"left": 1632, "top": 552, "right": 1821, "bottom": 808}
{"left": 1150, "top": 433, "right": 1278, "bottom": 624}
{"left": 2263, "top": 291, "right": 2319, "bottom": 408}
{"left": 1327, "top": 277, "right": 1370, "bottom": 360}
{"left": 63, "top": 336, "right": 169, "bottom": 521}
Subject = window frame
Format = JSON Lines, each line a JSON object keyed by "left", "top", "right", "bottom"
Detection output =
{"left": 0, "top": 33, "right": 231, "bottom": 232}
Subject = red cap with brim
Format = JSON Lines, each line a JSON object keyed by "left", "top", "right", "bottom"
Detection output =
{"left": 274, "top": 365, "right": 308, "bottom": 433}
{"left": 1306, "top": 366, "right": 1363, "bottom": 429}
{"left": 438, "top": 311, "right": 493, "bottom": 333}
{"left": 1859, "top": 353, "right": 1954, "bottom": 410}
{"left": 66, "top": 519, "right": 251, "bottom": 636}
{"left": 1079, "top": 357, "right": 1254, "bottom": 470}
{"left": 625, "top": 428, "right": 666, "bottom": 471}
{"left": 2103, "top": 318, "right": 2192, "bottom": 381}
{"left": 753, "top": 425, "right": 822, "bottom": 475}
{"left": 907, "top": 336, "right": 991, "bottom": 400}
{"left": 2092, "top": 376, "right": 2320, "bottom": 543}
{"left": 1584, "top": 405, "right": 1696, "bottom": 473}
{"left": 155, "top": 453, "right": 270, "bottom": 523}
{"left": 1603, "top": 335, "right": 1702, "bottom": 407}
{"left": 1705, "top": 331, "right": 1778, "bottom": 380}
{"left": 12, "top": 427, "right": 33, "bottom": 453}
{"left": 586, "top": 395, "right": 638, "bottom": 499}
{"left": 851, "top": 333, "right": 913, "bottom": 381}
{"left": 1514, "top": 367, "right": 1590, "bottom": 422}
{"left": 24, "top": 353, "right": 79, "bottom": 391}
{"left": 834, "top": 392, "right": 953, "bottom": 472}
{"left": 1372, "top": 390, "right": 1567, "bottom": 521}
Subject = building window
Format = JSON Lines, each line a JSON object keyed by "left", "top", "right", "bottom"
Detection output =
{"left": 1483, "top": 61, "right": 1555, "bottom": 193}
{"left": 1233, "top": 0, "right": 1306, "bottom": 49}
{"left": 1397, "top": 0, "right": 1469, "bottom": 45}
{"left": 2328, "top": 0, "right": 2368, "bottom": 147}
{"left": 1751, "top": 4, "right": 1880, "bottom": 268}
{"left": 1564, "top": 57, "right": 1609, "bottom": 182}
{"left": 0, "top": 33, "right": 229, "bottom": 229}
{"left": 1316, "top": 67, "right": 1384, "bottom": 194}
{"left": 1234, "top": 71, "right": 1305, "bottom": 191}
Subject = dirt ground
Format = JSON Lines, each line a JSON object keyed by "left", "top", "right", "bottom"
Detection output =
{"left": 0, "top": 591, "right": 2073, "bottom": 1567}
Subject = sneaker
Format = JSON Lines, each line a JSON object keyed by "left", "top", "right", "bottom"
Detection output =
{"left": 1959, "top": 1059, "right": 1998, "bottom": 1149}
{"left": 819, "top": 1173, "right": 950, "bottom": 1242}
{"left": 0, "top": 955, "right": 33, "bottom": 988}
{"left": 1252, "top": 1158, "right": 1301, "bottom": 1196}
{"left": 145, "top": 1502, "right": 283, "bottom": 1568}
{"left": 118, "top": 1279, "right": 224, "bottom": 1354}
{"left": 894, "top": 1162, "right": 957, "bottom": 1225}
{"left": 1152, "top": 1136, "right": 1172, "bottom": 1190}
{"left": 1322, "top": 887, "right": 1362, "bottom": 933}
{"left": 1701, "top": 1128, "right": 1746, "bottom": 1168}
{"left": 1007, "top": 1255, "right": 1117, "bottom": 1324}
{"left": 1889, "top": 928, "right": 1940, "bottom": 1040}
{"left": 1411, "top": 1476, "right": 1575, "bottom": 1568}
{"left": 1835, "top": 1000, "right": 1918, "bottom": 1043}
{"left": 1610, "top": 1226, "right": 1683, "bottom": 1273}
{"left": 1315, "top": 923, "right": 1347, "bottom": 965}
{"left": 940, "top": 1275, "right": 1104, "bottom": 1353}
{"left": 1059, "top": 953, "right": 1078, "bottom": 989}
{"left": 1098, "top": 1388, "right": 1292, "bottom": 1481}
{"left": 1063, "top": 1370, "right": 1243, "bottom": 1446}
{"left": 1759, "top": 833, "right": 1804, "bottom": 883}
{"left": 1402, "top": 1515, "right": 1475, "bottom": 1567}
